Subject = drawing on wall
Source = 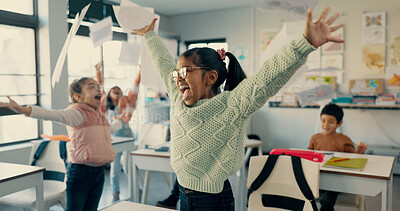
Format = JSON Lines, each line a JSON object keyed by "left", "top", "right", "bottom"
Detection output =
{"left": 362, "top": 12, "right": 386, "bottom": 28}
{"left": 361, "top": 45, "right": 385, "bottom": 74}
{"left": 321, "top": 54, "right": 343, "bottom": 69}
{"left": 260, "top": 29, "right": 278, "bottom": 54}
{"left": 385, "top": 67, "right": 400, "bottom": 88}
{"left": 362, "top": 28, "right": 385, "bottom": 45}
{"left": 322, "top": 28, "right": 344, "bottom": 54}
{"left": 232, "top": 45, "right": 249, "bottom": 68}
{"left": 390, "top": 35, "right": 400, "bottom": 66}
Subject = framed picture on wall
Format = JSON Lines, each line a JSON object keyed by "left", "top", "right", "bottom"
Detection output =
{"left": 322, "top": 28, "right": 344, "bottom": 54}
{"left": 321, "top": 54, "right": 343, "bottom": 69}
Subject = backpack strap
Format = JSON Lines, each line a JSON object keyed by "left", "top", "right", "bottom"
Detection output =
{"left": 291, "top": 156, "right": 319, "bottom": 211}
{"left": 31, "top": 141, "right": 50, "bottom": 166}
{"left": 247, "top": 154, "right": 280, "bottom": 201}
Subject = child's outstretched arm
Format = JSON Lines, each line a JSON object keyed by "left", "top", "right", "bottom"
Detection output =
{"left": 356, "top": 142, "right": 369, "bottom": 154}
{"left": 228, "top": 6, "right": 344, "bottom": 116}
{"left": 0, "top": 96, "right": 84, "bottom": 127}
{"left": 131, "top": 18, "right": 178, "bottom": 97}
{"left": 94, "top": 61, "right": 105, "bottom": 94}
{"left": 0, "top": 96, "right": 32, "bottom": 116}
{"left": 118, "top": 71, "right": 141, "bottom": 123}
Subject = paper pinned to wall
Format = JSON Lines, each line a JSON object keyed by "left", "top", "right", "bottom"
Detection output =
{"left": 113, "top": 0, "right": 159, "bottom": 34}
{"left": 89, "top": 16, "right": 113, "bottom": 48}
{"left": 52, "top": 3, "right": 90, "bottom": 88}
{"left": 259, "top": 24, "right": 288, "bottom": 66}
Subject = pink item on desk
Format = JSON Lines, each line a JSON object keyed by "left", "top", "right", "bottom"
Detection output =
{"left": 270, "top": 148, "right": 325, "bottom": 162}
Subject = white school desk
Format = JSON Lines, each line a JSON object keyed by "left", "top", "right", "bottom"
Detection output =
{"left": 129, "top": 139, "right": 262, "bottom": 211}
{"left": 101, "top": 200, "right": 171, "bottom": 211}
{"left": 319, "top": 151, "right": 394, "bottom": 211}
{"left": 111, "top": 136, "right": 137, "bottom": 201}
{"left": 0, "top": 162, "right": 45, "bottom": 211}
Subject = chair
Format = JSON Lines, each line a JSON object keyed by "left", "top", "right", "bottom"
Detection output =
{"left": 247, "top": 155, "right": 320, "bottom": 211}
{"left": 137, "top": 123, "right": 170, "bottom": 203}
{"left": 0, "top": 140, "right": 67, "bottom": 211}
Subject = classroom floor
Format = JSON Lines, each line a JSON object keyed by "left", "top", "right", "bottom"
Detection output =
{"left": 1, "top": 168, "right": 400, "bottom": 211}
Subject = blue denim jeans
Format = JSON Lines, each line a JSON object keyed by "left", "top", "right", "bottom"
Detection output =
{"left": 66, "top": 163, "right": 105, "bottom": 211}
{"left": 110, "top": 152, "right": 122, "bottom": 193}
{"left": 178, "top": 180, "right": 235, "bottom": 211}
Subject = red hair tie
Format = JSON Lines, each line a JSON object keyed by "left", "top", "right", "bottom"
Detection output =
{"left": 217, "top": 48, "right": 226, "bottom": 61}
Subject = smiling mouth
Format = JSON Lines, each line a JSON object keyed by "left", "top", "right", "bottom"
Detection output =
{"left": 94, "top": 95, "right": 101, "bottom": 101}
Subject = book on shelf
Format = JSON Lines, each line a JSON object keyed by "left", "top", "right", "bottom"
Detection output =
{"left": 323, "top": 156, "right": 368, "bottom": 170}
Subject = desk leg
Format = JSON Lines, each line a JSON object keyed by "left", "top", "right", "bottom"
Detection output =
{"left": 383, "top": 174, "right": 393, "bottom": 211}
{"left": 238, "top": 163, "right": 246, "bottom": 211}
{"left": 35, "top": 173, "right": 44, "bottom": 211}
{"left": 132, "top": 161, "right": 139, "bottom": 203}
{"left": 128, "top": 152, "right": 133, "bottom": 201}
{"left": 257, "top": 145, "right": 263, "bottom": 156}
{"left": 142, "top": 170, "right": 151, "bottom": 204}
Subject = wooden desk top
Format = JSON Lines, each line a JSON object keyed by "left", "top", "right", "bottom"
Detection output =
{"left": 0, "top": 162, "right": 45, "bottom": 183}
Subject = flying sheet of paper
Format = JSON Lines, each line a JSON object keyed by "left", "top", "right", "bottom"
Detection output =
{"left": 118, "top": 42, "right": 141, "bottom": 65}
{"left": 113, "top": 0, "right": 159, "bottom": 34}
{"left": 89, "top": 16, "right": 113, "bottom": 48}
{"left": 139, "top": 40, "right": 166, "bottom": 93}
{"left": 52, "top": 3, "right": 90, "bottom": 88}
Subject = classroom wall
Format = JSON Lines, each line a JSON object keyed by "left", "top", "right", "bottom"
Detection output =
{"left": 158, "top": 0, "right": 400, "bottom": 152}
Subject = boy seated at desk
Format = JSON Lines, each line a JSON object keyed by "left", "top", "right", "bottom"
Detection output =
{"left": 308, "top": 103, "right": 369, "bottom": 211}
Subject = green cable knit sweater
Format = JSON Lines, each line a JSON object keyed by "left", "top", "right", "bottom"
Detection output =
{"left": 144, "top": 31, "right": 315, "bottom": 193}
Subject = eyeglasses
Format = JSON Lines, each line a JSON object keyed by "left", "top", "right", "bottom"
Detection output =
{"left": 171, "top": 66, "right": 209, "bottom": 81}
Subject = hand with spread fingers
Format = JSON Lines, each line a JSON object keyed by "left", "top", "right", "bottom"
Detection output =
{"left": 130, "top": 18, "right": 158, "bottom": 36}
{"left": 304, "top": 6, "right": 344, "bottom": 48}
{"left": 0, "top": 96, "right": 31, "bottom": 116}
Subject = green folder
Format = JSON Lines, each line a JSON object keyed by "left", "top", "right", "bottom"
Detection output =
{"left": 323, "top": 156, "right": 368, "bottom": 170}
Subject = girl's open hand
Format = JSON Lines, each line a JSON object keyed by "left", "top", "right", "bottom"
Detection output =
{"left": 0, "top": 96, "right": 31, "bottom": 116}
{"left": 356, "top": 142, "right": 369, "bottom": 154}
{"left": 304, "top": 6, "right": 344, "bottom": 48}
{"left": 130, "top": 18, "right": 158, "bottom": 36}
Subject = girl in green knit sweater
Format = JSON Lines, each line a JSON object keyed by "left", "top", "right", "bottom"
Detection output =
{"left": 132, "top": 6, "right": 344, "bottom": 211}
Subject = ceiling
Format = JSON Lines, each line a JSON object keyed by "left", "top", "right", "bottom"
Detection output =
{"left": 105, "top": 0, "right": 266, "bottom": 16}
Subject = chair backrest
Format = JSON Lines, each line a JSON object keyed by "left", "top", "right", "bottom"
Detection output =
{"left": 29, "top": 140, "right": 67, "bottom": 182}
{"left": 247, "top": 155, "right": 319, "bottom": 211}
{"left": 137, "top": 123, "right": 169, "bottom": 149}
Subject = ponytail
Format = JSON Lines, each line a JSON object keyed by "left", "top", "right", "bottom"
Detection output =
{"left": 224, "top": 52, "right": 246, "bottom": 91}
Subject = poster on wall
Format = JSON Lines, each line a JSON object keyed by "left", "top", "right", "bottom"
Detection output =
{"left": 362, "top": 28, "right": 385, "bottom": 45}
{"left": 385, "top": 67, "right": 400, "bottom": 89}
{"left": 260, "top": 29, "right": 278, "bottom": 55}
{"left": 322, "top": 27, "right": 344, "bottom": 54}
{"left": 232, "top": 45, "right": 249, "bottom": 69}
{"left": 362, "top": 12, "right": 386, "bottom": 28}
{"left": 321, "top": 54, "right": 343, "bottom": 69}
{"left": 361, "top": 45, "right": 385, "bottom": 74}
{"left": 390, "top": 35, "right": 400, "bottom": 66}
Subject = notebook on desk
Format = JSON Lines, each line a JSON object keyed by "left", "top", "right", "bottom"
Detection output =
{"left": 323, "top": 156, "right": 368, "bottom": 170}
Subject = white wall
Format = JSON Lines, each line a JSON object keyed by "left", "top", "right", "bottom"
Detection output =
{"left": 158, "top": 0, "right": 400, "bottom": 152}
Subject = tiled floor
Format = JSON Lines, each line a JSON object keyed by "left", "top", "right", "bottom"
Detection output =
{"left": 1, "top": 168, "right": 400, "bottom": 210}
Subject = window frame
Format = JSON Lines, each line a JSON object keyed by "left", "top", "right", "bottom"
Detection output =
{"left": 0, "top": 0, "right": 41, "bottom": 144}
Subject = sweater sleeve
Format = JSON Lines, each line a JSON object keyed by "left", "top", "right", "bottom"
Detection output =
{"left": 143, "top": 31, "right": 179, "bottom": 99}
{"left": 228, "top": 36, "right": 315, "bottom": 116}
{"left": 29, "top": 105, "right": 84, "bottom": 127}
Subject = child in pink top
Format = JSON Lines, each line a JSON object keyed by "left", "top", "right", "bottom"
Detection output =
{"left": 0, "top": 77, "right": 122, "bottom": 211}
